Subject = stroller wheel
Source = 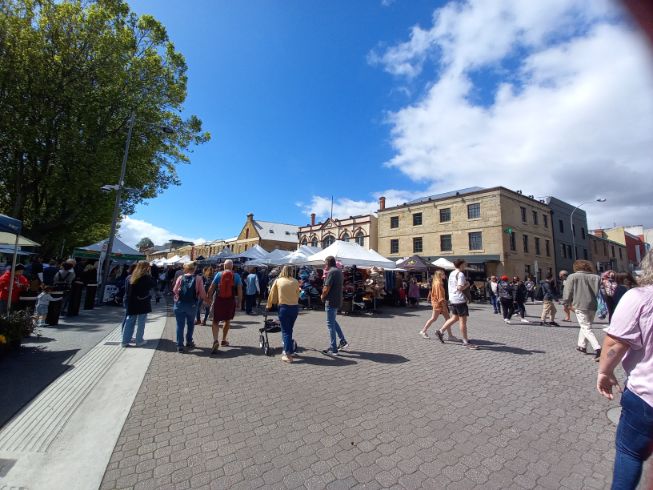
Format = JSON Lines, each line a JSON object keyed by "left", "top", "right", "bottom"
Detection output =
{"left": 263, "top": 342, "right": 271, "bottom": 356}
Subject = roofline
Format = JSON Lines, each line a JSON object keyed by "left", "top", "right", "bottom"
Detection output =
{"left": 378, "top": 186, "right": 549, "bottom": 213}
{"left": 253, "top": 219, "right": 300, "bottom": 228}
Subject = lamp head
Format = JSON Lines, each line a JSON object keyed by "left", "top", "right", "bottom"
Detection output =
{"left": 596, "top": 198, "right": 607, "bottom": 203}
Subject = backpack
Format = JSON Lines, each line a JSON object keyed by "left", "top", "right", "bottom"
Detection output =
{"left": 178, "top": 275, "right": 197, "bottom": 303}
{"left": 218, "top": 271, "right": 235, "bottom": 298}
{"left": 54, "top": 271, "right": 71, "bottom": 291}
{"left": 498, "top": 281, "right": 513, "bottom": 300}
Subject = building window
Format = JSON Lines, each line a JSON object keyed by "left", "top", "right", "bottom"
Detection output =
{"left": 245, "top": 229, "right": 249, "bottom": 239}
{"left": 440, "top": 234, "right": 452, "bottom": 252}
{"left": 467, "top": 203, "right": 480, "bottom": 219}
{"left": 523, "top": 235, "right": 529, "bottom": 253}
{"left": 525, "top": 264, "right": 531, "bottom": 275}
{"left": 581, "top": 227, "right": 586, "bottom": 240}
{"left": 390, "top": 239, "right": 399, "bottom": 254}
{"left": 561, "top": 243, "right": 567, "bottom": 259}
{"left": 469, "top": 232, "right": 482, "bottom": 251}
{"left": 413, "top": 213, "right": 422, "bottom": 226}
{"left": 619, "top": 248, "right": 623, "bottom": 259}
{"left": 355, "top": 231, "right": 364, "bottom": 247}
{"left": 559, "top": 220, "right": 564, "bottom": 233}
{"left": 311, "top": 237, "right": 318, "bottom": 248}
{"left": 532, "top": 211, "right": 538, "bottom": 225}
{"left": 390, "top": 216, "right": 399, "bottom": 228}
{"left": 567, "top": 244, "right": 572, "bottom": 258}
{"left": 413, "top": 237, "right": 423, "bottom": 253}
{"left": 583, "top": 248, "right": 588, "bottom": 260}
{"left": 510, "top": 231, "right": 516, "bottom": 251}
{"left": 611, "top": 245, "right": 615, "bottom": 258}
{"left": 341, "top": 232, "right": 350, "bottom": 242}
{"left": 301, "top": 237, "right": 308, "bottom": 246}
{"left": 543, "top": 215, "right": 548, "bottom": 228}
{"left": 322, "top": 235, "right": 335, "bottom": 248}
{"left": 439, "top": 208, "right": 451, "bottom": 223}
{"left": 545, "top": 239, "right": 550, "bottom": 257}
{"left": 535, "top": 237, "right": 541, "bottom": 255}
{"left": 520, "top": 207, "right": 527, "bottom": 223}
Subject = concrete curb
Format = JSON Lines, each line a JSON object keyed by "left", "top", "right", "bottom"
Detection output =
{"left": 0, "top": 306, "right": 168, "bottom": 490}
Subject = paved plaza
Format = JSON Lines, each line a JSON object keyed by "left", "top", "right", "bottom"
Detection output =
{"left": 97, "top": 302, "right": 623, "bottom": 490}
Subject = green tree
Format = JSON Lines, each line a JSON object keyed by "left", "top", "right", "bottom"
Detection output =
{"left": 0, "top": 0, "right": 210, "bottom": 256}
{"left": 136, "top": 236, "right": 154, "bottom": 251}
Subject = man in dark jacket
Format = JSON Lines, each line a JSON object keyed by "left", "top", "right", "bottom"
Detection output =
{"left": 512, "top": 276, "right": 530, "bottom": 323}
{"left": 539, "top": 274, "right": 559, "bottom": 326}
{"left": 497, "top": 275, "right": 514, "bottom": 324}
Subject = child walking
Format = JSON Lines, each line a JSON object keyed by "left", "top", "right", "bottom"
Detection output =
{"left": 35, "top": 286, "right": 54, "bottom": 326}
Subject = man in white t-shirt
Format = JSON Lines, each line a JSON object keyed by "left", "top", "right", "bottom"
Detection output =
{"left": 436, "top": 259, "right": 478, "bottom": 349}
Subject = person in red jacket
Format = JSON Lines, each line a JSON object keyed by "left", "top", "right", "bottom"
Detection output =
{"left": 0, "top": 264, "right": 30, "bottom": 314}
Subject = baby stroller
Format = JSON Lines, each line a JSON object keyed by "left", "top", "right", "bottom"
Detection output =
{"left": 258, "top": 313, "right": 297, "bottom": 356}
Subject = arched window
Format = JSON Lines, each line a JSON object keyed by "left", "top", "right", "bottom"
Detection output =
{"left": 355, "top": 231, "right": 365, "bottom": 246}
{"left": 245, "top": 228, "right": 249, "bottom": 239}
{"left": 341, "top": 232, "right": 350, "bottom": 242}
{"left": 311, "top": 237, "right": 318, "bottom": 248}
{"left": 322, "top": 235, "right": 335, "bottom": 248}
{"left": 300, "top": 237, "right": 308, "bottom": 246}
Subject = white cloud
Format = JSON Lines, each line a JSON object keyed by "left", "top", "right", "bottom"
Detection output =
{"left": 117, "top": 216, "right": 206, "bottom": 248}
{"left": 299, "top": 189, "right": 417, "bottom": 221}
{"left": 371, "top": 0, "right": 653, "bottom": 228}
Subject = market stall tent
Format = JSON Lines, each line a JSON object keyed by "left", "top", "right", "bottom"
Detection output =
{"left": 396, "top": 255, "right": 433, "bottom": 272}
{"left": 73, "top": 238, "right": 145, "bottom": 261}
{"left": 432, "top": 257, "right": 456, "bottom": 270}
{"left": 0, "top": 214, "right": 28, "bottom": 312}
{"left": 0, "top": 232, "right": 40, "bottom": 247}
{"left": 303, "top": 241, "right": 395, "bottom": 269}
{"left": 234, "top": 244, "right": 269, "bottom": 260}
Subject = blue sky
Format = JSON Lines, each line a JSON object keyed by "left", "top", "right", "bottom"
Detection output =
{"left": 121, "top": 0, "right": 653, "bottom": 247}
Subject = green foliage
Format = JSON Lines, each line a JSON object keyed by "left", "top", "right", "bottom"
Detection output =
{"left": 136, "top": 236, "right": 154, "bottom": 251}
{"left": 0, "top": 0, "right": 210, "bottom": 256}
{"left": 0, "top": 310, "right": 34, "bottom": 350}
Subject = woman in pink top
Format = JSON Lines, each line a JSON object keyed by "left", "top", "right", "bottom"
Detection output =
{"left": 597, "top": 250, "right": 653, "bottom": 489}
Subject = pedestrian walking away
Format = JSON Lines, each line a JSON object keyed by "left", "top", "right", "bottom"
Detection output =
{"left": 559, "top": 270, "right": 572, "bottom": 321}
{"left": 121, "top": 261, "right": 157, "bottom": 347}
{"left": 539, "top": 273, "right": 559, "bottom": 326}
{"left": 563, "top": 260, "right": 602, "bottom": 361}
{"left": 245, "top": 266, "right": 260, "bottom": 314}
{"left": 420, "top": 270, "right": 457, "bottom": 341}
{"left": 487, "top": 275, "right": 500, "bottom": 314}
{"left": 267, "top": 265, "right": 301, "bottom": 363}
{"left": 206, "top": 259, "right": 242, "bottom": 354}
{"left": 512, "top": 276, "right": 530, "bottom": 323}
{"left": 173, "top": 262, "right": 209, "bottom": 353}
{"left": 195, "top": 266, "right": 214, "bottom": 325}
{"left": 320, "top": 256, "right": 349, "bottom": 356}
{"left": 525, "top": 275, "right": 536, "bottom": 303}
{"left": 436, "top": 259, "right": 478, "bottom": 349}
{"left": 597, "top": 250, "right": 653, "bottom": 490}
{"left": 497, "top": 275, "right": 514, "bottom": 324}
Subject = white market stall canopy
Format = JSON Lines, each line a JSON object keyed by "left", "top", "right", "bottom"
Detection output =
{"left": 0, "top": 231, "right": 40, "bottom": 247}
{"left": 432, "top": 257, "right": 455, "bottom": 270}
{"left": 298, "top": 245, "right": 320, "bottom": 256}
{"left": 265, "top": 249, "right": 291, "bottom": 263}
{"left": 277, "top": 249, "right": 311, "bottom": 265}
{"left": 303, "top": 241, "right": 395, "bottom": 269}
{"left": 177, "top": 255, "right": 192, "bottom": 264}
{"left": 233, "top": 244, "right": 269, "bottom": 260}
{"left": 165, "top": 255, "right": 181, "bottom": 265}
{"left": 74, "top": 238, "right": 144, "bottom": 260}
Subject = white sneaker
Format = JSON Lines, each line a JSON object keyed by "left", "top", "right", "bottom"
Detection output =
{"left": 521, "top": 318, "right": 530, "bottom": 323}
{"left": 504, "top": 318, "right": 511, "bottom": 324}
{"left": 419, "top": 331, "right": 429, "bottom": 339}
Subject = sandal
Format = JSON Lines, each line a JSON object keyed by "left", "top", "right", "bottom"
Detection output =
{"left": 211, "top": 340, "right": 220, "bottom": 354}
{"left": 221, "top": 340, "right": 230, "bottom": 347}
{"left": 464, "top": 342, "right": 479, "bottom": 350}
{"left": 575, "top": 346, "right": 587, "bottom": 354}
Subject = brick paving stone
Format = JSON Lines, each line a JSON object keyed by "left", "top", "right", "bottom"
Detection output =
{"left": 99, "top": 304, "right": 618, "bottom": 489}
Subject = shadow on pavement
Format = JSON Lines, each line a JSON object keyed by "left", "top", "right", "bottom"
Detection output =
{"left": 339, "top": 351, "right": 409, "bottom": 364}
{"left": 472, "top": 339, "right": 546, "bottom": 355}
{"left": 0, "top": 345, "right": 79, "bottom": 428}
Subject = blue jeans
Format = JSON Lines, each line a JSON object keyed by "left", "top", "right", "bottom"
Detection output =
{"left": 278, "top": 304, "right": 298, "bottom": 354}
{"left": 174, "top": 301, "right": 197, "bottom": 347}
{"left": 195, "top": 299, "right": 210, "bottom": 323}
{"left": 489, "top": 295, "right": 500, "bottom": 313}
{"left": 245, "top": 294, "right": 257, "bottom": 314}
{"left": 612, "top": 389, "right": 653, "bottom": 489}
{"left": 325, "top": 306, "right": 346, "bottom": 352}
{"left": 122, "top": 313, "right": 147, "bottom": 345}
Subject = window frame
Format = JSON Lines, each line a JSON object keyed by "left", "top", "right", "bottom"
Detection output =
{"left": 439, "top": 208, "right": 451, "bottom": 223}
{"left": 390, "top": 239, "right": 399, "bottom": 254}
{"left": 467, "top": 203, "right": 481, "bottom": 220}
{"left": 412, "top": 212, "right": 423, "bottom": 226}
{"left": 523, "top": 234, "right": 529, "bottom": 253}
{"left": 355, "top": 231, "right": 365, "bottom": 247}
{"left": 520, "top": 206, "right": 527, "bottom": 223}
{"left": 468, "top": 231, "right": 483, "bottom": 251}
{"left": 390, "top": 216, "right": 399, "bottom": 229}
{"left": 440, "top": 234, "right": 452, "bottom": 252}
{"left": 532, "top": 211, "right": 538, "bottom": 225}
{"left": 413, "top": 237, "right": 423, "bottom": 254}
{"left": 535, "top": 237, "right": 541, "bottom": 255}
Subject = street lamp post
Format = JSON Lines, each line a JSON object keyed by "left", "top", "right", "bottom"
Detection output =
{"left": 570, "top": 198, "right": 606, "bottom": 261}
{"left": 99, "top": 112, "right": 136, "bottom": 304}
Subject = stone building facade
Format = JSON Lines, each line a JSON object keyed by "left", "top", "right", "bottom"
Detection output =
{"left": 229, "top": 214, "right": 299, "bottom": 254}
{"left": 297, "top": 214, "right": 378, "bottom": 250}
{"left": 545, "top": 196, "right": 590, "bottom": 275}
{"left": 377, "top": 187, "right": 555, "bottom": 279}
{"left": 588, "top": 232, "right": 628, "bottom": 273}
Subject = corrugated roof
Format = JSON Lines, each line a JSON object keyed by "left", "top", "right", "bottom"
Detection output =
{"left": 254, "top": 220, "right": 299, "bottom": 243}
{"left": 406, "top": 187, "right": 485, "bottom": 205}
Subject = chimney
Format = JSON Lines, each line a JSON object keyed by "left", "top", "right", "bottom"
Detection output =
{"left": 592, "top": 229, "right": 606, "bottom": 239}
{"left": 247, "top": 213, "right": 254, "bottom": 222}
{"left": 310, "top": 213, "right": 316, "bottom": 226}
{"left": 379, "top": 196, "right": 386, "bottom": 211}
